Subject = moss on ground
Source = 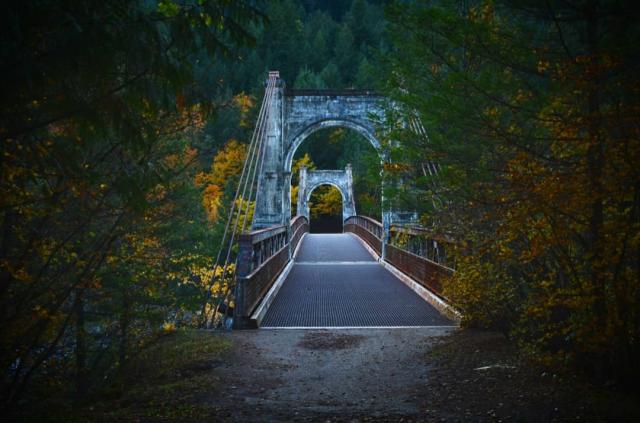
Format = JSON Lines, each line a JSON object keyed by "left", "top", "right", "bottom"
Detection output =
{"left": 11, "top": 329, "right": 231, "bottom": 422}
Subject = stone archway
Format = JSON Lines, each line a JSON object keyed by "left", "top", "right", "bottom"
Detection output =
{"left": 251, "top": 74, "right": 385, "bottom": 229}
{"left": 284, "top": 119, "right": 380, "bottom": 173}
{"left": 296, "top": 165, "right": 356, "bottom": 221}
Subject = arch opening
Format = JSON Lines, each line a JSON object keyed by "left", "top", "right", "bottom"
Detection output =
{"left": 285, "top": 119, "right": 381, "bottom": 173}
{"left": 288, "top": 124, "right": 382, "bottom": 226}
{"left": 307, "top": 184, "right": 344, "bottom": 233}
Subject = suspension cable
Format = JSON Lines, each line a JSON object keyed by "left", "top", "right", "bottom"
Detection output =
{"left": 205, "top": 74, "right": 277, "bottom": 327}
{"left": 216, "top": 79, "right": 275, "bottom": 293}
{"left": 239, "top": 82, "right": 272, "bottom": 234}
{"left": 213, "top": 76, "right": 277, "bottom": 325}
{"left": 205, "top": 84, "right": 268, "bottom": 299}
{"left": 208, "top": 74, "right": 278, "bottom": 327}
{"left": 212, "top": 82, "right": 275, "bottom": 326}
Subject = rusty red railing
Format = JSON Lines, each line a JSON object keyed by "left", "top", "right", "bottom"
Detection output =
{"left": 345, "top": 216, "right": 454, "bottom": 298}
{"left": 344, "top": 215, "right": 383, "bottom": 256}
{"left": 387, "top": 225, "right": 455, "bottom": 297}
{"left": 234, "top": 216, "right": 309, "bottom": 327}
{"left": 290, "top": 215, "right": 309, "bottom": 255}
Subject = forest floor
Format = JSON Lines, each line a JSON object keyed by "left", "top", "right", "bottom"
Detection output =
{"left": 16, "top": 328, "right": 640, "bottom": 422}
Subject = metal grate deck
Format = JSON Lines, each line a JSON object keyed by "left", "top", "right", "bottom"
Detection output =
{"left": 294, "top": 233, "right": 375, "bottom": 263}
{"left": 261, "top": 234, "right": 452, "bottom": 328}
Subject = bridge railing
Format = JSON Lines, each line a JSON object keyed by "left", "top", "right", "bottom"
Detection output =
{"left": 386, "top": 225, "right": 455, "bottom": 297}
{"left": 290, "top": 215, "right": 309, "bottom": 254}
{"left": 344, "top": 215, "right": 383, "bottom": 255}
{"left": 344, "top": 215, "right": 454, "bottom": 298}
{"left": 235, "top": 216, "right": 309, "bottom": 327}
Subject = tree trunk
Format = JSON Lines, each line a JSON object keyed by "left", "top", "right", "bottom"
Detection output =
{"left": 585, "top": 0, "right": 608, "bottom": 381}
{"left": 74, "top": 292, "right": 88, "bottom": 403}
{"left": 119, "top": 287, "right": 130, "bottom": 375}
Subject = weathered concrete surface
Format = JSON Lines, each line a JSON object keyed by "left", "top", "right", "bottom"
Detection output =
{"left": 297, "top": 165, "right": 356, "bottom": 221}
{"left": 211, "top": 327, "right": 454, "bottom": 421}
{"left": 253, "top": 77, "right": 286, "bottom": 229}
{"left": 282, "top": 92, "right": 384, "bottom": 171}
{"left": 252, "top": 74, "right": 385, "bottom": 229}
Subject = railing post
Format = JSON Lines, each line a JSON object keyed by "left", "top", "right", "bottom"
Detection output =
{"left": 236, "top": 234, "right": 253, "bottom": 278}
{"left": 233, "top": 234, "right": 254, "bottom": 329}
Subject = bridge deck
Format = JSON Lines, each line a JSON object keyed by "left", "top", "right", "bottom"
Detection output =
{"left": 260, "top": 234, "right": 452, "bottom": 328}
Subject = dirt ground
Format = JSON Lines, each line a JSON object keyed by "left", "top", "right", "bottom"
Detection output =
{"left": 416, "top": 330, "right": 639, "bottom": 422}
{"left": 15, "top": 328, "right": 640, "bottom": 422}
{"left": 204, "top": 329, "right": 639, "bottom": 422}
{"left": 206, "top": 327, "right": 453, "bottom": 422}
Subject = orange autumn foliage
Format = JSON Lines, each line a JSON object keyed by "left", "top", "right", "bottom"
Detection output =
{"left": 197, "top": 139, "right": 248, "bottom": 223}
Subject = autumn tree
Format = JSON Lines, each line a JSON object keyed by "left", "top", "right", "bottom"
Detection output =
{"left": 310, "top": 185, "right": 343, "bottom": 218}
{"left": 383, "top": 0, "right": 640, "bottom": 385}
{"left": 0, "top": 0, "right": 260, "bottom": 408}
{"left": 197, "top": 139, "right": 250, "bottom": 223}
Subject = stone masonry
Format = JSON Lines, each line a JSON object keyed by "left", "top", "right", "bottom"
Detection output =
{"left": 296, "top": 165, "right": 356, "bottom": 221}
{"left": 252, "top": 73, "right": 385, "bottom": 229}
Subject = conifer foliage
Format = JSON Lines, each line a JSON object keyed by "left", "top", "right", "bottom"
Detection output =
{"left": 383, "top": 0, "right": 640, "bottom": 385}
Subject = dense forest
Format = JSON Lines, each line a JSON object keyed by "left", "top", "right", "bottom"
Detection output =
{"left": 382, "top": 0, "right": 640, "bottom": 387}
{"left": 1, "top": 0, "right": 639, "bottom": 415}
{"left": 0, "top": 0, "right": 387, "bottom": 409}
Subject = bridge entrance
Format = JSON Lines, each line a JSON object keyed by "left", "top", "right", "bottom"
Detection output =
{"left": 228, "top": 72, "right": 456, "bottom": 330}
{"left": 260, "top": 232, "right": 453, "bottom": 328}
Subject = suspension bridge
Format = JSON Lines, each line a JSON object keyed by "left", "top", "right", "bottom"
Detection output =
{"left": 210, "top": 71, "right": 457, "bottom": 329}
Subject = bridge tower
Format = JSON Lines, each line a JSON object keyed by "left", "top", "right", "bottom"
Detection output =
{"left": 251, "top": 71, "right": 287, "bottom": 229}
{"left": 252, "top": 71, "right": 385, "bottom": 229}
{"left": 296, "top": 164, "right": 356, "bottom": 221}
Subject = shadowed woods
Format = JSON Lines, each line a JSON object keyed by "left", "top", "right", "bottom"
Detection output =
{"left": 2, "top": 0, "right": 640, "bottom": 420}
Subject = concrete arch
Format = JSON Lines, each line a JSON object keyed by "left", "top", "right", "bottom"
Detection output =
{"left": 296, "top": 166, "right": 356, "bottom": 222}
{"left": 284, "top": 118, "right": 381, "bottom": 173}
{"left": 251, "top": 75, "right": 386, "bottom": 229}
{"left": 305, "top": 182, "right": 346, "bottom": 203}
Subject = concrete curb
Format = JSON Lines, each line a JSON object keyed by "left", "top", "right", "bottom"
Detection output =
{"left": 260, "top": 325, "right": 458, "bottom": 330}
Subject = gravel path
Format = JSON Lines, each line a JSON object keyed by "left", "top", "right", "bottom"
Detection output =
{"left": 211, "top": 327, "right": 453, "bottom": 421}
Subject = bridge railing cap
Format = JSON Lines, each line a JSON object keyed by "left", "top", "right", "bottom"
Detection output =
{"left": 345, "top": 215, "right": 383, "bottom": 228}
{"left": 240, "top": 224, "right": 287, "bottom": 244}
{"left": 290, "top": 215, "right": 309, "bottom": 225}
